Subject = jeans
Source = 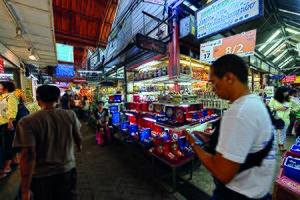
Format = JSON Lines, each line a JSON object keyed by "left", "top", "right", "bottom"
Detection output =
{"left": 30, "top": 168, "right": 77, "bottom": 200}
{"left": 276, "top": 125, "right": 287, "bottom": 145}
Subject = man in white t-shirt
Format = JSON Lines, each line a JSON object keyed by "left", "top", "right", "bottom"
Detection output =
{"left": 185, "top": 54, "right": 275, "bottom": 200}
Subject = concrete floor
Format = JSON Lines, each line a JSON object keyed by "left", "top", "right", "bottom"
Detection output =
{"left": 0, "top": 124, "right": 297, "bottom": 200}
{"left": 181, "top": 135, "right": 297, "bottom": 196}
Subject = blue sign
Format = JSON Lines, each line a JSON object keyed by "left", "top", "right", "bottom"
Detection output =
{"left": 196, "top": 0, "right": 263, "bottom": 40}
{"left": 56, "top": 43, "right": 74, "bottom": 63}
{"left": 55, "top": 64, "right": 74, "bottom": 77}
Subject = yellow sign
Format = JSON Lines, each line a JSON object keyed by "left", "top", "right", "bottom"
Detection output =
{"left": 294, "top": 76, "right": 300, "bottom": 83}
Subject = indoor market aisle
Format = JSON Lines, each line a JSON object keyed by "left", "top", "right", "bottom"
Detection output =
{"left": 76, "top": 123, "right": 185, "bottom": 200}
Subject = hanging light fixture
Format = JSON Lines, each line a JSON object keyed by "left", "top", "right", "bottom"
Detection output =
{"left": 28, "top": 48, "right": 39, "bottom": 61}
{"left": 15, "top": 27, "right": 22, "bottom": 40}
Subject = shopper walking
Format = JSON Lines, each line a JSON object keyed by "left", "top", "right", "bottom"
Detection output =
{"left": 0, "top": 81, "right": 18, "bottom": 179}
{"left": 269, "top": 86, "right": 292, "bottom": 151}
{"left": 184, "top": 54, "right": 275, "bottom": 200}
{"left": 286, "top": 89, "right": 300, "bottom": 136}
{"left": 13, "top": 85, "right": 82, "bottom": 200}
{"left": 81, "top": 96, "right": 89, "bottom": 124}
{"left": 60, "top": 93, "right": 70, "bottom": 109}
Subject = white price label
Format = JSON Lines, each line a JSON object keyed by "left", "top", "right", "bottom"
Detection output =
{"left": 200, "top": 47, "right": 213, "bottom": 62}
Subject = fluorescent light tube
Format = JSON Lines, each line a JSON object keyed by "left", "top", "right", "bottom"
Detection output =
{"left": 258, "top": 30, "right": 281, "bottom": 52}
{"left": 264, "top": 40, "right": 282, "bottom": 56}
{"left": 273, "top": 50, "right": 287, "bottom": 63}
{"left": 286, "top": 28, "right": 299, "bottom": 34}
{"left": 279, "top": 9, "right": 300, "bottom": 17}
{"left": 279, "top": 58, "right": 293, "bottom": 68}
{"left": 271, "top": 43, "right": 286, "bottom": 55}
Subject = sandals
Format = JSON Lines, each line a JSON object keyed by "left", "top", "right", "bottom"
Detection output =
{"left": 0, "top": 173, "right": 7, "bottom": 179}
{"left": 0, "top": 168, "right": 11, "bottom": 174}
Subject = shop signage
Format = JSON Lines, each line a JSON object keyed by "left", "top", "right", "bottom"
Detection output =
{"left": 200, "top": 29, "right": 256, "bottom": 62}
{"left": 71, "top": 78, "right": 88, "bottom": 85}
{"left": 135, "top": 33, "right": 167, "bottom": 54}
{"left": 283, "top": 76, "right": 296, "bottom": 83}
{"left": 0, "top": 56, "right": 4, "bottom": 74}
{"left": 179, "top": 15, "right": 195, "bottom": 38}
{"left": 294, "top": 76, "right": 300, "bottom": 84}
{"left": 86, "top": 75, "right": 101, "bottom": 82}
{"left": 196, "top": 0, "right": 263, "bottom": 40}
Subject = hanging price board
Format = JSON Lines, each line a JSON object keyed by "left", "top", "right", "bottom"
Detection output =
{"left": 200, "top": 29, "right": 256, "bottom": 62}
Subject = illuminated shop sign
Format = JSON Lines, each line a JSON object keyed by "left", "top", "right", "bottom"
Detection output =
{"left": 200, "top": 29, "right": 256, "bottom": 62}
{"left": 0, "top": 56, "right": 4, "bottom": 74}
{"left": 196, "top": 0, "right": 263, "bottom": 40}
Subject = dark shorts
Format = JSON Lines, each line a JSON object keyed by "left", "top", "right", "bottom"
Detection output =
{"left": 1, "top": 122, "right": 20, "bottom": 161}
{"left": 30, "top": 168, "right": 77, "bottom": 200}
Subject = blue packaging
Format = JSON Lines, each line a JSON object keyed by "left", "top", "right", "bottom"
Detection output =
{"left": 114, "top": 95, "right": 122, "bottom": 103}
{"left": 112, "top": 112, "right": 120, "bottom": 125}
{"left": 192, "top": 113, "right": 200, "bottom": 120}
{"left": 156, "top": 115, "right": 165, "bottom": 123}
{"left": 120, "top": 121, "right": 130, "bottom": 130}
{"left": 128, "top": 124, "right": 138, "bottom": 135}
{"left": 140, "top": 128, "right": 151, "bottom": 141}
{"left": 290, "top": 145, "right": 300, "bottom": 153}
{"left": 165, "top": 106, "right": 175, "bottom": 120}
{"left": 161, "top": 128, "right": 170, "bottom": 140}
{"left": 178, "top": 136, "right": 187, "bottom": 150}
{"left": 284, "top": 156, "right": 300, "bottom": 182}
{"left": 110, "top": 106, "right": 118, "bottom": 113}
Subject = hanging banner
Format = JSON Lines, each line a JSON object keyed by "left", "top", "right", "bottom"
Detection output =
{"left": 200, "top": 29, "right": 256, "bottom": 62}
{"left": 196, "top": 0, "right": 263, "bottom": 39}
{"left": 0, "top": 56, "right": 4, "bottom": 74}
{"left": 283, "top": 76, "right": 296, "bottom": 84}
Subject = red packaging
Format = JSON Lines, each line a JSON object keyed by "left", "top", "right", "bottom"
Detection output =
{"left": 137, "top": 117, "right": 143, "bottom": 127}
{"left": 134, "top": 103, "right": 141, "bottom": 112}
{"left": 174, "top": 107, "right": 185, "bottom": 123}
{"left": 133, "top": 95, "right": 141, "bottom": 103}
{"left": 154, "top": 104, "right": 163, "bottom": 114}
{"left": 141, "top": 103, "right": 148, "bottom": 112}
{"left": 170, "top": 130, "right": 182, "bottom": 140}
{"left": 152, "top": 125, "right": 162, "bottom": 134}
{"left": 127, "top": 102, "right": 135, "bottom": 110}
{"left": 128, "top": 116, "right": 136, "bottom": 124}
{"left": 108, "top": 96, "right": 114, "bottom": 103}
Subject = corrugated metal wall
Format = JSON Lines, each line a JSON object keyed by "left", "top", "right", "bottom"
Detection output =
{"left": 105, "top": 1, "right": 168, "bottom": 65}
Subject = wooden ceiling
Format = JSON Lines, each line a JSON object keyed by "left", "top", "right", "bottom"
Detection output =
{"left": 52, "top": 0, "right": 118, "bottom": 68}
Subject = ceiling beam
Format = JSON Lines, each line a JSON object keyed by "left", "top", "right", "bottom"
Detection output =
{"left": 53, "top": 5, "right": 102, "bottom": 23}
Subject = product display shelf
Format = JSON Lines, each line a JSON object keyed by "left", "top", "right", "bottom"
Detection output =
{"left": 128, "top": 75, "right": 169, "bottom": 84}
{"left": 152, "top": 101, "right": 201, "bottom": 107}
{"left": 127, "top": 91, "right": 161, "bottom": 95}
{"left": 155, "top": 118, "right": 219, "bottom": 131}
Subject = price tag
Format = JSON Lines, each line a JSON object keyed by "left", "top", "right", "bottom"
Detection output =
{"left": 200, "top": 46, "right": 213, "bottom": 62}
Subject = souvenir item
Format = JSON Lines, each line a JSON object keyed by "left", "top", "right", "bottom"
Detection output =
{"left": 165, "top": 106, "right": 175, "bottom": 120}
{"left": 148, "top": 103, "right": 154, "bottom": 112}
{"left": 172, "top": 141, "right": 185, "bottom": 157}
{"left": 175, "top": 107, "right": 185, "bottom": 123}
{"left": 173, "top": 95, "right": 182, "bottom": 103}
{"left": 121, "top": 121, "right": 130, "bottom": 131}
{"left": 112, "top": 112, "right": 120, "bottom": 125}
{"left": 154, "top": 104, "right": 163, "bottom": 114}
{"left": 158, "top": 95, "right": 165, "bottom": 102}
{"left": 161, "top": 128, "right": 170, "bottom": 140}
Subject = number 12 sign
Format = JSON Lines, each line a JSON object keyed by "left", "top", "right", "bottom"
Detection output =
{"left": 200, "top": 29, "right": 257, "bottom": 62}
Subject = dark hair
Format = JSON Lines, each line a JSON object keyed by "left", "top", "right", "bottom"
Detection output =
{"left": 211, "top": 54, "right": 248, "bottom": 84}
{"left": 97, "top": 101, "right": 104, "bottom": 105}
{"left": 83, "top": 96, "right": 88, "bottom": 100}
{"left": 0, "top": 81, "right": 16, "bottom": 92}
{"left": 274, "top": 86, "right": 290, "bottom": 103}
{"left": 289, "top": 89, "right": 298, "bottom": 95}
{"left": 36, "top": 85, "right": 61, "bottom": 103}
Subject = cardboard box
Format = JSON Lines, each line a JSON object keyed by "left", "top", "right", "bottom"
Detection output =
{"left": 272, "top": 176, "right": 300, "bottom": 200}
